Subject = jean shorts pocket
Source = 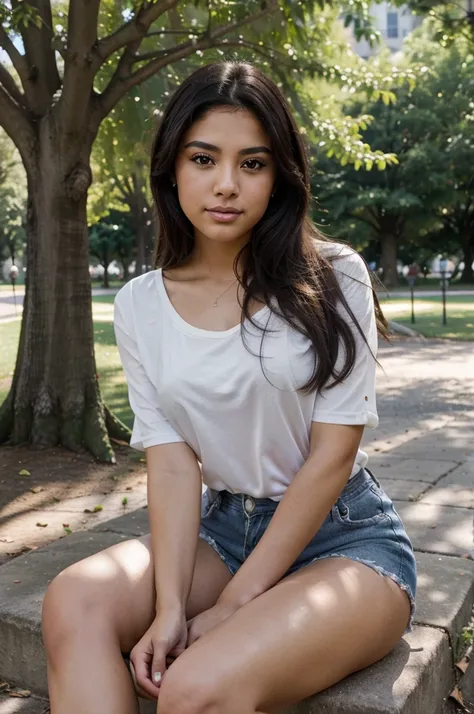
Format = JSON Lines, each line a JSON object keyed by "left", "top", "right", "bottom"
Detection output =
{"left": 201, "top": 489, "right": 221, "bottom": 519}
{"left": 333, "top": 483, "right": 390, "bottom": 527}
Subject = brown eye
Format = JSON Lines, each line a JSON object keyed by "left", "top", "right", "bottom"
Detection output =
{"left": 192, "top": 154, "right": 213, "bottom": 166}
{"left": 243, "top": 159, "right": 265, "bottom": 171}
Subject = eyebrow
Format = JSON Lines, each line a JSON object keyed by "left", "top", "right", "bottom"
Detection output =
{"left": 184, "top": 140, "right": 272, "bottom": 156}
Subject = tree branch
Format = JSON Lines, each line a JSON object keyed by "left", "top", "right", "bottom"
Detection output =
{"left": 94, "top": 0, "right": 178, "bottom": 71}
{"left": 112, "top": 169, "right": 134, "bottom": 201}
{"left": 0, "top": 63, "right": 29, "bottom": 110}
{"left": 146, "top": 28, "right": 205, "bottom": 37}
{"left": 60, "top": 0, "right": 100, "bottom": 132}
{"left": 0, "top": 26, "right": 32, "bottom": 98}
{"left": 94, "top": 2, "right": 279, "bottom": 124}
{"left": 11, "top": 0, "right": 60, "bottom": 112}
{"left": 0, "top": 84, "right": 36, "bottom": 175}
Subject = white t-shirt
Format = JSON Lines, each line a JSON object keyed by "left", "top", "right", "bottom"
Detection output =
{"left": 113, "top": 244, "right": 378, "bottom": 502}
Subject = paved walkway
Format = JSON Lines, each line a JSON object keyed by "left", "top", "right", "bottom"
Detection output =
{"left": 0, "top": 339, "right": 473, "bottom": 713}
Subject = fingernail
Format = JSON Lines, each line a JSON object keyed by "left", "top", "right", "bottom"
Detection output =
{"left": 153, "top": 672, "right": 162, "bottom": 684}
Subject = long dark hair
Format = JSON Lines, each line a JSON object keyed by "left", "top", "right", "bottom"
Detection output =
{"left": 150, "top": 61, "right": 388, "bottom": 394}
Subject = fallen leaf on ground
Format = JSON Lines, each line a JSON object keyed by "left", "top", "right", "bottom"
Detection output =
{"left": 0, "top": 681, "right": 9, "bottom": 692}
{"left": 110, "top": 438, "right": 130, "bottom": 447}
{"left": 457, "top": 655, "right": 470, "bottom": 674}
{"left": 84, "top": 505, "right": 103, "bottom": 513}
{"left": 36, "top": 522, "right": 48, "bottom": 528}
{"left": 30, "top": 487, "right": 43, "bottom": 494}
{"left": 18, "top": 469, "right": 31, "bottom": 476}
{"left": 9, "top": 689, "right": 31, "bottom": 698}
{"left": 449, "top": 686, "right": 464, "bottom": 706}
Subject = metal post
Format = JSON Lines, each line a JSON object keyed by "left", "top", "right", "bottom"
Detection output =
{"left": 441, "top": 271, "right": 447, "bottom": 326}
{"left": 8, "top": 265, "right": 19, "bottom": 317}
{"left": 410, "top": 284, "right": 415, "bottom": 324}
{"left": 439, "top": 257, "right": 449, "bottom": 327}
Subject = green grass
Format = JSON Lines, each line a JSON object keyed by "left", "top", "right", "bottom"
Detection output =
{"left": 379, "top": 295, "right": 474, "bottom": 340}
{"left": 0, "top": 298, "right": 133, "bottom": 426}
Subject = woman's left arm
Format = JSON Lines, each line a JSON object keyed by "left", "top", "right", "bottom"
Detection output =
{"left": 216, "top": 421, "right": 364, "bottom": 610}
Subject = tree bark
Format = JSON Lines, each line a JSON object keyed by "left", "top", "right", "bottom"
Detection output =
{"left": 380, "top": 232, "right": 399, "bottom": 287}
{"left": 129, "top": 167, "right": 151, "bottom": 276}
{"left": 0, "top": 131, "right": 130, "bottom": 461}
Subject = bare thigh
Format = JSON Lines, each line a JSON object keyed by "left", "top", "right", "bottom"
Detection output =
{"left": 158, "top": 558, "right": 411, "bottom": 714}
{"left": 43, "top": 535, "right": 232, "bottom": 653}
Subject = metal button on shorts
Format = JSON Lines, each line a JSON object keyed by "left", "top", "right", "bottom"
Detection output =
{"left": 244, "top": 497, "right": 255, "bottom": 514}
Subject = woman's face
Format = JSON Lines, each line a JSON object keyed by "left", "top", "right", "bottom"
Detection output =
{"left": 174, "top": 107, "right": 276, "bottom": 246}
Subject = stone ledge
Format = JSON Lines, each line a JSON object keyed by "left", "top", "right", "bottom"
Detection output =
{"left": 0, "top": 519, "right": 468, "bottom": 714}
{"left": 138, "top": 628, "right": 452, "bottom": 714}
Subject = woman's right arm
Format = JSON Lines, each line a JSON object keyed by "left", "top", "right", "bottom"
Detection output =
{"left": 113, "top": 288, "right": 202, "bottom": 696}
{"left": 130, "top": 442, "right": 202, "bottom": 699}
{"left": 146, "top": 441, "right": 202, "bottom": 615}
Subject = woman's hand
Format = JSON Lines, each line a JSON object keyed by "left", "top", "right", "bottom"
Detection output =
{"left": 130, "top": 607, "right": 188, "bottom": 700}
{"left": 186, "top": 601, "right": 238, "bottom": 647}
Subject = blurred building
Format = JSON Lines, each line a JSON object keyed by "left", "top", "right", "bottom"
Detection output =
{"left": 349, "top": 3, "right": 422, "bottom": 58}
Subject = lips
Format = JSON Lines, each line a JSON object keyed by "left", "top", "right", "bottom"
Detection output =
{"left": 206, "top": 207, "right": 243, "bottom": 223}
{"left": 206, "top": 207, "right": 242, "bottom": 214}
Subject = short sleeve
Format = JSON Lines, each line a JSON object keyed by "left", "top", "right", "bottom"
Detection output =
{"left": 114, "top": 286, "right": 185, "bottom": 450}
{"left": 311, "top": 249, "right": 379, "bottom": 428}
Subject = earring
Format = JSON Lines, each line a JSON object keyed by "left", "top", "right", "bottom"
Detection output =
{"left": 171, "top": 179, "right": 176, "bottom": 187}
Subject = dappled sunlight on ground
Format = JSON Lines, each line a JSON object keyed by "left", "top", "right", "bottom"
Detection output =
{"left": 0, "top": 444, "right": 147, "bottom": 564}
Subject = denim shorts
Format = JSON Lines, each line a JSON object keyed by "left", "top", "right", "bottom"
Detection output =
{"left": 199, "top": 467, "right": 417, "bottom": 634}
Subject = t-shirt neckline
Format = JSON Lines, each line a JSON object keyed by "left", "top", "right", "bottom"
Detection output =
{"left": 156, "top": 268, "right": 270, "bottom": 338}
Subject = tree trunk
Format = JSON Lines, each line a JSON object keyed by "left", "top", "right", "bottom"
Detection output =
{"left": 460, "top": 231, "right": 474, "bottom": 283}
{"left": 380, "top": 233, "right": 399, "bottom": 287}
{"left": 102, "top": 253, "right": 110, "bottom": 289}
{"left": 130, "top": 167, "right": 153, "bottom": 276}
{"left": 120, "top": 259, "right": 130, "bottom": 282}
{"left": 0, "top": 135, "right": 130, "bottom": 461}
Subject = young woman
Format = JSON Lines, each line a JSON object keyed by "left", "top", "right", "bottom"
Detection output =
{"left": 42, "top": 61, "right": 417, "bottom": 714}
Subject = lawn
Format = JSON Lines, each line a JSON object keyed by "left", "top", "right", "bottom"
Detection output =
{"left": 379, "top": 295, "right": 474, "bottom": 340}
{"left": 0, "top": 296, "right": 133, "bottom": 427}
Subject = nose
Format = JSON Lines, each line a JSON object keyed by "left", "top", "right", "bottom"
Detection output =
{"left": 213, "top": 164, "right": 239, "bottom": 198}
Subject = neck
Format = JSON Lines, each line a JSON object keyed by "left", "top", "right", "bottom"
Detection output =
{"left": 189, "top": 231, "right": 250, "bottom": 280}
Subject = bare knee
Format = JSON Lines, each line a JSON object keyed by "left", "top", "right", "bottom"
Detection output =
{"left": 42, "top": 565, "right": 114, "bottom": 660}
{"left": 158, "top": 662, "right": 225, "bottom": 714}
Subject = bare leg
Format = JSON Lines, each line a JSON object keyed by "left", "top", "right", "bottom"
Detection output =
{"left": 42, "top": 536, "right": 232, "bottom": 714}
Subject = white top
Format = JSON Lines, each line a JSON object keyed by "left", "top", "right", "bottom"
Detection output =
{"left": 113, "top": 244, "right": 379, "bottom": 501}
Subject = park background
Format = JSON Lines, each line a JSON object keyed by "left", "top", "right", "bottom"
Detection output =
{"left": 0, "top": 2, "right": 473, "bottom": 713}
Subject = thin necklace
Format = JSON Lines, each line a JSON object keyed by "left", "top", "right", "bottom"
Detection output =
{"left": 213, "top": 278, "right": 238, "bottom": 307}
